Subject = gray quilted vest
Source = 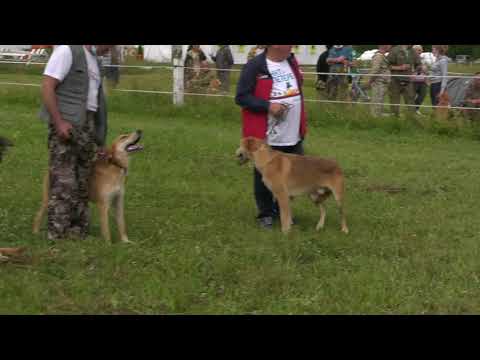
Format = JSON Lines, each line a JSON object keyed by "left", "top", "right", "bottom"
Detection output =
{"left": 39, "top": 45, "right": 108, "bottom": 146}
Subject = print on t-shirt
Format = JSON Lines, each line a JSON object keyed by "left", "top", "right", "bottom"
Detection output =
{"left": 266, "top": 59, "right": 302, "bottom": 146}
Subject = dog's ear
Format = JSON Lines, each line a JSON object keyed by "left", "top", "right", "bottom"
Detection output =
{"left": 244, "top": 137, "right": 261, "bottom": 152}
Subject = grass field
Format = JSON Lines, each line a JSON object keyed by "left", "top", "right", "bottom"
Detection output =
{"left": 1, "top": 60, "right": 480, "bottom": 314}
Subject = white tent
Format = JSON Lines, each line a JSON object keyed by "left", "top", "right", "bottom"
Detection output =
{"left": 359, "top": 48, "right": 437, "bottom": 66}
{"left": 358, "top": 49, "right": 379, "bottom": 61}
{"left": 0, "top": 45, "right": 31, "bottom": 51}
{"left": 142, "top": 45, "right": 326, "bottom": 65}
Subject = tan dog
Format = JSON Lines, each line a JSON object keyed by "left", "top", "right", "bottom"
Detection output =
{"left": 436, "top": 91, "right": 450, "bottom": 120}
{"left": 0, "top": 247, "right": 26, "bottom": 262}
{"left": 236, "top": 137, "right": 349, "bottom": 234}
{"left": 33, "top": 130, "right": 143, "bottom": 243}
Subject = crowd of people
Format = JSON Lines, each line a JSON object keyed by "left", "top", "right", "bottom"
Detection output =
{"left": 315, "top": 45, "right": 480, "bottom": 119}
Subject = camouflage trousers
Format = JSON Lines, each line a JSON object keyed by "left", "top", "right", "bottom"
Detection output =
{"left": 326, "top": 75, "right": 349, "bottom": 101}
{"left": 389, "top": 78, "right": 416, "bottom": 117}
{"left": 370, "top": 81, "right": 389, "bottom": 117}
{"left": 47, "top": 112, "right": 97, "bottom": 241}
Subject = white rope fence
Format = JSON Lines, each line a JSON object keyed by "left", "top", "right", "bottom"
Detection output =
{"left": 1, "top": 60, "right": 478, "bottom": 79}
{"left": 2, "top": 81, "right": 479, "bottom": 112}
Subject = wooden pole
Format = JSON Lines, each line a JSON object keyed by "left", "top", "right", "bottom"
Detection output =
{"left": 172, "top": 45, "right": 184, "bottom": 106}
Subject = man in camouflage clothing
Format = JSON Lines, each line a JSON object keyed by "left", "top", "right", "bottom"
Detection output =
{"left": 326, "top": 45, "right": 353, "bottom": 101}
{"left": 40, "top": 45, "right": 113, "bottom": 241}
{"left": 464, "top": 72, "right": 480, "bottom": 121}
{"left": 387, "top": 45, "right": 421, "bottom": 117}
{"left": 211, "top": 45, "right": 234, "bottom": 93}
{"left": 368, "top": 45, "right": 392, "bottom": 117}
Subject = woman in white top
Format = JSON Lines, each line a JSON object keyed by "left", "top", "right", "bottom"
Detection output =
{"left": 430, "top": 45, "right": 449, "bottom": 107}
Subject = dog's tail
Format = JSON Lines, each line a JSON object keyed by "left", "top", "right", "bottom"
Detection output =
{"left": 33, "top": 173, "right": 49, "bottom": 234}
{"left": 330, "top": 169, "right": 349, "bottom": 234}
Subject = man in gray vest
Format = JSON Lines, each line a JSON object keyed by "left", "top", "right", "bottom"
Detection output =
{"left": 39, "top": 45, "right": 113, "bottom": 241}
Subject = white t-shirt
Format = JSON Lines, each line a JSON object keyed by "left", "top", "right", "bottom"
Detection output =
{"left": 43, "top": 45, "right": 101, "bottom": 112}
{"left": 266, "top": 58, "right": 302, "bottom": 146}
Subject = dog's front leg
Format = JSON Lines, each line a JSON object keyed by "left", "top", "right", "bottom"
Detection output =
{"left": 275, "top": 189, "right": 292, "bottom": 234}
{"left": 97, "top": 199, "right": 112, "bottom": 244}
{"left": 113, "top": 192, "right": 130, "bottom": 243}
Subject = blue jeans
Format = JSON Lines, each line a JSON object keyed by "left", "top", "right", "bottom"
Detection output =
{"left": 430, "top": 82, "right": 442, "bottom": 107}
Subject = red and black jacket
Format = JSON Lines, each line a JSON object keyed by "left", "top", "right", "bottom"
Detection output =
{"left": 235, "top": 51, "right": 307, "bottom": 140}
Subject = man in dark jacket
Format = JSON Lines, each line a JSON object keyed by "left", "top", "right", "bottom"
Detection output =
{"left": 315, "top": 45, "right": 332, "bottom": 90}
{"left": 212, "top": 45, "right": 234, "bottom": 93}
{"left": 235, "top": 45, "right": 307, "bottom": 229}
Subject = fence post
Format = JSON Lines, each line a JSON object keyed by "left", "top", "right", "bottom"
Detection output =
{"left": 172, "top": 45, "right": 184, "bottom": 106}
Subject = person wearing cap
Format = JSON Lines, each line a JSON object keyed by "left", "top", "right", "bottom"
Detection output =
{"left": 235, "top": 45, "right": 307, "bottom": 230}
{"left": 39, "top": 45, "right": 113, "bottom": 241}
{"left": 326, "top": 45, "right": 353, "bottom": 101}
{"left": 387, "top": 45, "right": 422, "bottom": 117}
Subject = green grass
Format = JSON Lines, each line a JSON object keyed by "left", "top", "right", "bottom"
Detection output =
{"left": 1, "top": 61, "right": 480, "bottom": 314}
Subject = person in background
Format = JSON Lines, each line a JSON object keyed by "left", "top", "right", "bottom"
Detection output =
{"left": 211, "top": 45, "right": 234, "bottom": 94}
{"left": 101, "top": 45, "right": 121, "bottom": 93}
{"left": 463, "top": 72, "right": 480, "bottom": 121}
{"left": 411, "top": 45, "right": 428, "bottom": 116}
{"left": 367, "top": 45, "right": 392, "bottom": 117}
{"left": 315, "top": 45, "right": 332, "bottom": 91}
{"left": 387, "top": 45, "right": 421, "bottom": 117}
{"left": 430, "top": 45, "right": 449, "bottom": 107}
{"left": 326, "top": 45, "right": 353, "bottom": 100}
{"left": 184, "top": 45, "right": 207, "bottom": 91}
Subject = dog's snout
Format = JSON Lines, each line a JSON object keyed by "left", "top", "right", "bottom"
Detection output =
{"left": 136, "top": 130, "right": 143, "bottom": 136}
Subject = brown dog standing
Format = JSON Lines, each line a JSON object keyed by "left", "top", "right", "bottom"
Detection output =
{"left": 236, "top": 137, "right": 348, "bottom": 234}
{"left": 33, "top": 130, "right": 143, "bottom": 243}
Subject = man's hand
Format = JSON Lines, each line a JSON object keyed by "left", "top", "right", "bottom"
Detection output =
{"left": 55, "top": 119, "right": 73, "bottom": 141}
{"left": 269, "top": 103, "right": 287, "bottom": 118}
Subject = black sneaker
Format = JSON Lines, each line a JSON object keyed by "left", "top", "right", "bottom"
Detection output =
{"left": 257, "top": 216, "right": 273, "bottom": 230}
